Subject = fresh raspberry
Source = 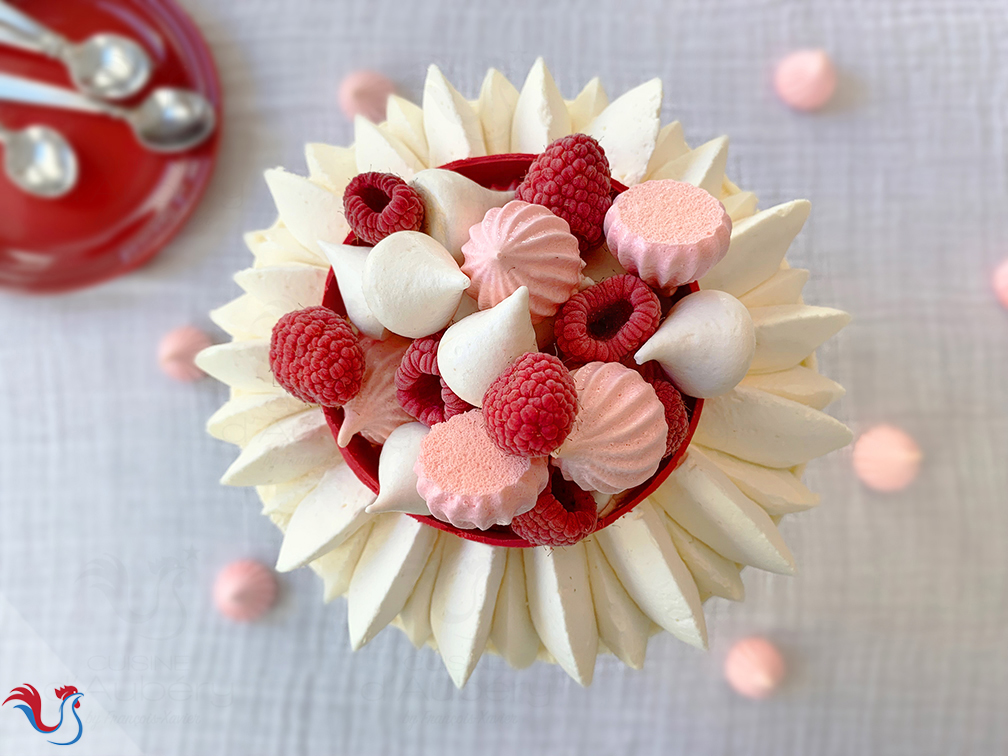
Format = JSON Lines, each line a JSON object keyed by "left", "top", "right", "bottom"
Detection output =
{"left": 395, "top": 331, "right": 472, "bottom": 426}
{"left": 510, "top": 466, "right": 598, "bottom": 546}
{"left": 343, "top": 171, "right": 424, "bottom": 245}
{"left": 650, "top": 379, "right": 690, "bottom": 457}
{"left": 554, "top": 274, "right": 661, "bottom": 363}
{"left": 515, "top": 133, "right": 612, "bottom": 251}
{"left": 483, "top": 352, "right": 578, "bottom": 457}
{"left": 269, "top": 306, "right": 364, "bottom": 407}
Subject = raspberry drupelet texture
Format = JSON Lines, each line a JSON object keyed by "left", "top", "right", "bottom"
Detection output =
{"left": 482, "top": 352, "right": 578, "bottom": 457}
{"left": 515, "top": 133, "right": 612, "bottom": 251}
{"left": 554, "top": 274, "right": 661, "bottom": 364}
{"left": 269, "top": 306, "right": 365, "bottom": 407}
{"left": 343, "top": 171, "right": 425, "bottom": 245}
{"left": 395, "top": 331, "right": 472, "bottom": 427}
{"left": 510, "top": 466, "right": 598, "bottom": 546}
{"left": 650, "top": 379, "right": 690, "bottom": 457}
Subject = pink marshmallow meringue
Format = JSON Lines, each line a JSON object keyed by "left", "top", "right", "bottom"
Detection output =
{"left": 415, "top": 410, "right": 548, "bottom": 530}
{"left": 604, "top": 180, "right": 732, "bottom": 292}
{"left": 993, "top": 258, "right": 1008, "bottom": 310}
{"left": 158, "top": 326, "right": 212, "bottom": 382}
{"left": 338, "top": 70, "right": 395, "bottom": 123}
{"left": 214, "top": 559, "right": 278, "bottom": 622}
{"left": 553, "top": 362, "right": 668, "bottom": 494}
{"left": 338, "top": 335, "right": 413, "bottom": 447}
{"left": 724, "top": 637, "right": 786, "bottom": 699}
{"left": 461, "top": 200, "right": 584, "bottom": 323}
{"left": 852, "top": 424, "right": 922, "bottom": 492}
{"left": 774, "top": 49, "right": 837, "bottom": 112}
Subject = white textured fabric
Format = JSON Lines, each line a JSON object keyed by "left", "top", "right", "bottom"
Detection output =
{"left": 1, "top": 0, "right": 1006, "bottom": 754}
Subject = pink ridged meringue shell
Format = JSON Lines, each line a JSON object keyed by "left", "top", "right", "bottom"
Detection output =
{"left": 553, "top": 362, "right": 668, "bottom": 494}
{"left": 338, "top": 335, "right": 413, "bottom": 447}
{"left": 604, "top": 180, "right": 731, "bottom": 292}
{"left": 415, "top": 410, "right": 548, "bottom": 530}
{"left": 461, "top": 200, "right": 584, "bottom": 323}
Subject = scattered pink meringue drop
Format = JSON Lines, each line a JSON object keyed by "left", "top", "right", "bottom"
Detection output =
{"left": 774, "top": 49, "right": 837, "bottom": 111}
{"left": 724, "top": 637, "right": 786, "bottom": 699}
{"left": 993, "top": 258, "right": 1008, "bottom": 309}
{"left": 158, "top": 326, "right": 212, "bottom": 382}
{"left": 339, "top": 70, "right": 395, "bottom": 123}
{"left": 214, "top": 560, "right": 278, "bottom": 622}
{"left": 852, "top": 424, "right": 922, "bottom": 492}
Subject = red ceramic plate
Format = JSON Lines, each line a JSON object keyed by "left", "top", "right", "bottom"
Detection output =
{"left": 322, "top": 154, "right": 704, "bottom": 548}
{"left": 0, "top": 0, "right": 221, "bottom": 293}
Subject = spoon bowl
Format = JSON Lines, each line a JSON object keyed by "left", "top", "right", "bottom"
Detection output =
{"left": 64, "top": 33, "right": 153, "bottom": 100}
{"left": 1, "top": 125, "right": 78, "bottom": 198}
{"left": 127, "top": 87, "right": 217, "bottom": 153}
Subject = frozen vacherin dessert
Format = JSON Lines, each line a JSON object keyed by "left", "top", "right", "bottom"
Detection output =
{"left": 198, "top": 59, "right": 852, "bottom": 687}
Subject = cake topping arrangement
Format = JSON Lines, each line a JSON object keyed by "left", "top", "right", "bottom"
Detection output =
{"left": 202, "top": 61, "right": 852, "bottom": 686}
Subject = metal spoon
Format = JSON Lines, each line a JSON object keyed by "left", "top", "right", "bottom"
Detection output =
{"left": 0, "top": 122, "right": 78, "bottom": 198}
{"left": 0, "top": 72, "right": 216, "bottom": 154}
{"left": 0, "top": 0, "right": 151, "bottom": 100}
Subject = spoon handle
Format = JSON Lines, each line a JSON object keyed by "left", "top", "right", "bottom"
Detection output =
{"left": 0, "top": 72, "right": 109, "bottom": 115}
{"left": 0, "top": 1, "right": 55, "bottom": 39}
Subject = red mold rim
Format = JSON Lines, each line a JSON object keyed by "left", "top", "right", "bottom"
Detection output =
{"left": 322, "top": 154, "right": 704, "bottom": 548}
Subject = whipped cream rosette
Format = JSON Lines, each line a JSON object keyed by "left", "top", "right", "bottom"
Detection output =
{"left": 199, "top": 59, "right": 851, "bottom": 687}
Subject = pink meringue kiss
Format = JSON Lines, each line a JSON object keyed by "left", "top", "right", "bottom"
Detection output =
{"left": 852, "top": 424, "right": 922, "bottom": 492}
{"left": 415, "top": 410, "right": 548, "bottom": 530}
{"left": 604, "top": 180, "right": 731, "bottom": 292}
{"left": 214, "top": 559, "right": 278, "bottom": 622}
{"left": 724, "top": 637, "right": 786, "bottom": 699}
{"left": 461, "top": 201, "right": 584, "bottom": 323}
{"left": 553, "top": 362, "right": 667, "bottom": 495}
{"left": 158, "top": 326, "right": 212, "bottom": 382}
{"left": 338, "top": 70, "right": 395, "bottom": 123}
{"left": 774, "top": 49, "right": 837, "bottom": 112}
{"left": 993, "top": 258, "right": 1008, "bottom": 309}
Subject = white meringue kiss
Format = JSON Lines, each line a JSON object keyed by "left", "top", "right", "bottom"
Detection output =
{"left": 367, "top": 422, "right": 432, "bottom": 516}
{"left": 320, "top": 241, "right": 387, "bottom": 340}
{"left": 411, "top": 169, "right": 513, "bottom": 264}
{"left": 362, "top": 231, "right": 470, "bottom": 339}
{"left": 437, "top": 286, "right": 537, "bottom": 407}
{"left": 635, "top": 290, "right": 755, "bottom": 398}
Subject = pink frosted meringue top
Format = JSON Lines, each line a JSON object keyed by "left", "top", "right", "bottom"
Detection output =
{"left": 415, "top": 410, "right": 548, "bottom": 530}
{"left": 461, "top": 200, "right": 584, "bottom": 323}
{"left": 553, "top": 362, "right": 667, "bottom": 495}
{"left": 774, "top": 49, "right": 837, "bottom": 112}
{"left": 605, "top": 180, "right": 731, "bottom": 291}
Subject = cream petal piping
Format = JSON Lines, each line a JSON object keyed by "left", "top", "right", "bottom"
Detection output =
{"left": 210, "top": 294, "right": 281, "bottom": 340}
{"left": 749, "top": 304, "right": 852, "bottom": 374}
{"left": 663, "top": 517, "right": 745, "bottom": 601}
{"left": 195, "top": 340, "right": 273, "bottom": 393}
{"left": 347, "top": 514, "right": 438, "bottom": 649}
{"left": 354, "top": 115, "right": 425, "bottom": 180}
{"left": 430, "top": 537, "right": 505, "bottom": 688}
{"left": 398, "top": 537, "right": 443, "bottom": 648}
{"left": 584, "top": 537, "right": 653, "bottom": 669}
{"left": 305, "top": 142, "right": 357, "bottom": 195}
{"left": 693, "top": 445, "right": 820, "bottom": 516}
{"left": 700, "top": 200, "right": 811, "bottom": 296}
{"left": 721, "top": 190, "right": 759, "bottom": 222}
{"left": 207, "top": 393, "right": 307, "bottom": 447}
{"left": 585, "top": 78, "right": 662, "bottom": 186}
{"left": 739, "top": 268, "right": 810, "bottom": 308}
{"left": 385, "top": 95, "right": 429, "bottom": 165}
{"left": 275, "top": 462, "right": 375, "bottom": 572}
{"left": 644, "top": 121, "right": 689, "bottom": 180}
{"left": 313, "top": 523, "right": 373, "bottom": 603}
{"left": 489, "top": 549, "right": 541, "bottom": 670}
{"left": 511, "top": 57, "right": 572, "bottom": 154}
{"left": 594, "top": 500, "right": 707, "bottom": 649}
{"left": 524, "top": 542, "right": 598, "bottom": 685}
{"left": 693, "top": 386, "right": 853, "bottom": 468}
{"left": 477, "top": 68, "right": 519, "bottom": 154}
{"left": 741, "top": 365, "right": 846, "bottom": 410}
{"left": 567, "top": 77, "right": 608, "bottom": 134}
{"left": 652, "top": 449, "right": 796, "bottom": 575}
{"left": 650, "top": 135, "right": 728, "bottom": 197}
{"left": 264, "top": 168, "right": 349, "bottom": 256}
{"left": 234, "top": 264, "right": 328, "bottom": 316}
{"left": 220, "top": 409, "right": 336, "bottom": 487}
{"left": 423, "top": 65, "right": 486, "bottom": 166}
